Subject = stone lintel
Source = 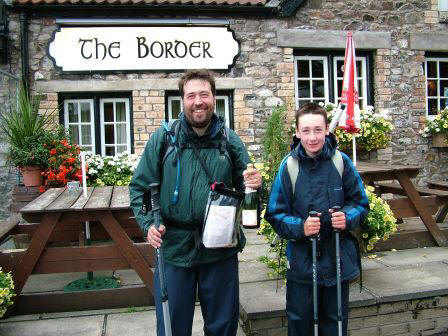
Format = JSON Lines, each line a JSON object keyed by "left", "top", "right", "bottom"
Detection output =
{"left": 410, "top": 32, "right": 448, "bottom": 51}
{"left": 277, "top": 29, "right": 391, "bottom": 50}
{"left": 35, "top": 77, "right": 253, "bottom": 93}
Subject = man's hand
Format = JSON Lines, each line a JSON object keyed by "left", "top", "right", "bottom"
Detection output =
{"left": 330, "top": 209, "right": 346, "bottom": 230}
{"left": 304, "top": 213, "right": 321, "bottom": 236}
{"left": 243, "top": 168, "right": 262, "bottom": 189}
{"left": 147, "top": 224, "right": 166, "bottom": 248}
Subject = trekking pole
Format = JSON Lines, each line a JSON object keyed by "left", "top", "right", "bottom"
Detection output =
{"left": 309, "top": 210, "right": 319, "bottom": 336}
{"left": 149, "top": 183, "right": 172, "bottom": 336}
{"left": 332, "top": 205, "right": 343, "bottom": 336}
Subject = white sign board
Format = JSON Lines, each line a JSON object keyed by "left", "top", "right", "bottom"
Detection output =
{"left": 48, "top": 26, "right": 239, "bottom": 72}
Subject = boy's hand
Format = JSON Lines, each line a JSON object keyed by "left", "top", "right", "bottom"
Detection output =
{"left": 330, "top": 209, "right": 346, "bottom": 230}
{"left": 304, "top": 213, "right": 321, "bottom": 236}
{"left": 243, "top": 168, "right": 262, "bottom": 189}
{"left": 147, "top": 224, "right": 166, "bottom": 248}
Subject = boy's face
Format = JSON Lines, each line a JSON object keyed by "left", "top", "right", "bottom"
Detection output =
{"left": 296, "top": 113, "right": 329, "bottom": 157}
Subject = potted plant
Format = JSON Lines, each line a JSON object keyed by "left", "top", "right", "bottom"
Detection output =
{"left": 42, "top": 127, "right": 83, "bottom": 189}
{"left": 0, "top": 83, "right": 54, "bottom": 186}
{"left": 0, "top": 267, "right": 15, "bottom": 318}
{"left": 420, "top": 107, "right": 448, "bottom": 148}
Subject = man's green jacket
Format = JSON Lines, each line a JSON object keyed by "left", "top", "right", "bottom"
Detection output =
{"left": 129, "top": 114, "right": 250, "bottom": 267}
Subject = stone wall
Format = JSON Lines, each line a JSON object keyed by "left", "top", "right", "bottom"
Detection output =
{"left": 2, "top": 0, "right": 448, "bottom": 217}
{"left": 241, "top": 295, "right": 448, "bottom": 336}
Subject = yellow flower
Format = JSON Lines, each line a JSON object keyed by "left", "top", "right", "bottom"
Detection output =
{"left": 367, "top": 244, "right": 373, "bottom": 251}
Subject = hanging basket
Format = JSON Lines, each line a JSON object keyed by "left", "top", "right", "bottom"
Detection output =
{"left": 21, "top": 166, "right": 43, "bottom": 187}
{"left": 432, "top": 134, "right": 448, "bottom": 148}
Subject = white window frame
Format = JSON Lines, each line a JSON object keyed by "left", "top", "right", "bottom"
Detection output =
{"left": 99, "top": 98, "right": 131, "bottom": 156}
{"left": 167, "top": 95, "right": 231, "bottom": 128}
{"left": 294, "top": 56, "right": 330, "bottom": 108}
{"left": 64, "top": 99, "right": 95, "bottom": 152}
{"left": 333, "top": 56, "right": 368, "bottom": 110}
{"left": 425, "top": 57, "right": 448, "bottom": 119}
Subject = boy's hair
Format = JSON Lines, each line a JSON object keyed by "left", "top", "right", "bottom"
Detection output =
{"left": 178, "top": 69, "right": 217, "bottom": 98}
{"left": 295, "top": 102, "right": 328, "bottom": 128}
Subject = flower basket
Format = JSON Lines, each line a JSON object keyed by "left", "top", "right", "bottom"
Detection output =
{"left": 21, "top": 166, "right": 43, "bottom": 187}
{"left": 432, "top": 133, "right": 448, "bottom": 148}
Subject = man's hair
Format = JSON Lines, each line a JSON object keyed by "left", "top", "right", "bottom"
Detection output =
{"left": 295, "top": 102, "right": 328, "bottom": 127}
{"left": 178, "top": 69, "right": 216, "bottom": 98}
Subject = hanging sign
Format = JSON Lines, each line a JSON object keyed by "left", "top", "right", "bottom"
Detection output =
{"left": 48, "top": 26, "right": 239, "bottom": 72}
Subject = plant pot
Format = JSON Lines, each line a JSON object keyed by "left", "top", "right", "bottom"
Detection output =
{"left": 21, "top": 166, "right": 43, "bottom": 187}
{"left": 432, "top": 134, "right": 448, "bottom": 148}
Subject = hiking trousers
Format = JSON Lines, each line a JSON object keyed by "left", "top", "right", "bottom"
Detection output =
{"left": 286, "top": 277, "right": 349, "bottom": 336}
{"left": 154, "top": 254, "right": 239, "bottom": 336}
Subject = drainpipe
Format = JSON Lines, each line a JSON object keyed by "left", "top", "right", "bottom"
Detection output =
{"left": 19, "top": 12, "right": 28, "bottom": 91}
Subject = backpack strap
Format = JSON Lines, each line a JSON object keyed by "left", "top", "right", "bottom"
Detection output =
{"left": 286, "top": 150, "right": 344, "bottom": 196}
{"left": 161, "top": 119, "right": 181, "bottom": 165}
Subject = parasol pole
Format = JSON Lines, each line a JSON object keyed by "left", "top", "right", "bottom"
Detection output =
{"left": 352, "top": 135, "right": 357, "bottom": 166}
{"left": 80, "top": 152, "right": 93, "bottom": 281}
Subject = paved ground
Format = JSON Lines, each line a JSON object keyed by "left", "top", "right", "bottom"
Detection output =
{"left": 2, "top": 229, "right": 448, "bottom": 335}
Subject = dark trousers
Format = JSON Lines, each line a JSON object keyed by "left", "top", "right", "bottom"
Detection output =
{"left": 154, "top": 255, "right": 239, "bottom": 336}
{"left": 286, "top": 276, "right": 349, "bottom": 336}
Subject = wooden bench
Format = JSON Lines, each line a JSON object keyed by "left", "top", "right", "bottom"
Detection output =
{"left": 427, "top": 179, "right": 448, "bottom": 191}
{"left": 375, "top": 182, "right": 448, "bottom": 223}
{"left": 0, "top": 216, "right": 21, "bottom": 247}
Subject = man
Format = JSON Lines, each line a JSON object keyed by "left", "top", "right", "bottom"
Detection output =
{"left": 129, "top": 69, "right": 262, "bottom": 336}
{"left": 265, "top": 103, "right": 369, "bottom": 335}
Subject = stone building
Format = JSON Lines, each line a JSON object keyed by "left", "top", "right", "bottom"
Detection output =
{"left": 0, "top": 0, "right": 448, "bottom": 217}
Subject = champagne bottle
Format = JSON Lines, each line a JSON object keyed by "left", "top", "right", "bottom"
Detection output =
{"left": 242, "top": 163, "right": 259, "bottom": 228}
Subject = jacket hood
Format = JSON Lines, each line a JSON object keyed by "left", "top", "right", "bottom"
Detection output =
{"left": 179, "top": 113, "right": 224, "bottom": 140}
{"left": 291, "top": 132, "right": 338, "bottom": 162}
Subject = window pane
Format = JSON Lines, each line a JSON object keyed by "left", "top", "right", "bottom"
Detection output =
{"left": 441, "top": 98, "right": 448, "bottom": 110}
{"left": 80, "top": 102, "right": 91, "bottom": 122}
{"left": 428, "top": 80, "right": 437, "bottom": 96}
{"left": 428, "top": 98, "right": 438, "bottom": 115}
{"left": 298, "top": 80, "right": 311, "bottom": 98}
{"left": 105, "top": 146, "right": 115, "bottom": 156}
{"left": 337, "top": 79, "right": 343, "bottom": 98}
{"left": 311, "top": 60, "right": 324, "bottom": 77}
{"left": 297, "top": 60, "right": 310, "bottom": 78}
{"left": 81, "top": 125, "right": 92, "bottom": 145}
{"left": 68, "top": 103, "right": 78, "bottom": 123}
{"left": 105, "top": 124, "right": 115, "bottom": 144}
{"left": 312, "top": 80, "right": 325, "bottom": 98}
{"left": 116, "top": 124, "right": 127, "bottom": 144}
{"left": 298, "top": 99, "right": 311, "bottom": 107}
{"left": 117, "top": 145, "right": 127, "bottom": 153}
{"left": 336, "top": 60, "right": 344, "bottom": 78}
{"left": 216, "top": 99, "right": 225, "bottom": 119}
{"left": 82, "top": 145, "right": 93, "bottom": 152}
{"left": 171, "top": 100, "right": 181, "bottom": 120}
{"left": 358, "top": 80, "right": 363, "bottom": 98}
{"left": 356, "top": 61, "right": 362, "bottom": 77}
{"left": 439, "top": 80, "right": 448, "bottom": 96}
{"left": 116, "top": 102, "right": 126, "bottom": 121}
{"left": 440, "top": 61, "right": 448, "bottom": 78}
{"left": 427, "top": 61, "right": 437, "bottom": 78}
{"left": 104, "top": 102, "right": 114, "bottom": 122}
{"left": 69, "top": 125, "right": 79, "bottom": 144}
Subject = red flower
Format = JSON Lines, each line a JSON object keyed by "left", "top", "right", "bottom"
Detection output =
{"left": 50, "top": 148, "right": 57, "bottom": 155}
{"left": 39, "top": 185, "right": 46, "bottom": 193}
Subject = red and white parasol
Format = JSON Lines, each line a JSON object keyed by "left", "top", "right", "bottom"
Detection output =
{"left": 330, "top": 32, "right": 361, "bottom": 165}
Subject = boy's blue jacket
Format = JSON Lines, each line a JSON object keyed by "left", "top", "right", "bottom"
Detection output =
{"left": 264, "top": 133, "right": 369, "bottom": 286}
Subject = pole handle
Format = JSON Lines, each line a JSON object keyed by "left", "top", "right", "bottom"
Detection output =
{"left": 331, "top": 206, "right": 341, "bottom": 232}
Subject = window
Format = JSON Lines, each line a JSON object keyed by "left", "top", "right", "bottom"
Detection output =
{"left": 425, "top": 57, "right": 448, "bottom": 117}
{"left": 60, "top": 93, "right": 133, "bottom": 155}
{"left": 439, "top": 0, "right": 448, "bottom": 11}
{"left": 294, "top": 52, "right": 371, "bottom": 109}
{"left": 166, "top": 92, "right": 233, "bottom": 128}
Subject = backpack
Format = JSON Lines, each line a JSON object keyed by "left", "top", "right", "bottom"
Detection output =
{"left": 159, "top": 118, "right": 234, "bottom": 204}
{"left": 286, "top": 150, "right": 344, "bottom": 195}
{"left": 160, "top": 119, "right": 233, "bottom": 167}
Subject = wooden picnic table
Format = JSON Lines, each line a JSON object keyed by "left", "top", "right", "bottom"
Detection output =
{"left": 4, "top": 186, "right": 155, "bottom": 311}
{"left": 356, "top": 162, "right": 448, "bottom": 247}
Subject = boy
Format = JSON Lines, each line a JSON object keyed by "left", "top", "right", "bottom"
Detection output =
{"left": 264, "top": 103, "right": 369, "bottom": 335}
